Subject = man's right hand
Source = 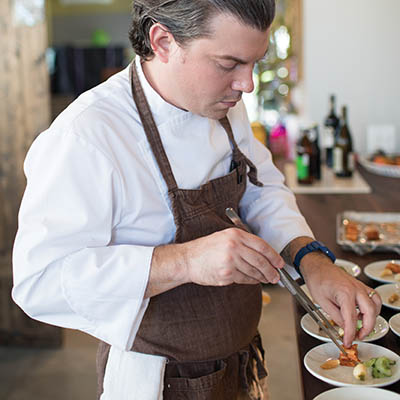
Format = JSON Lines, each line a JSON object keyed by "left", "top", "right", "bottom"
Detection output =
{"left": 145, "top": 228, "right": 285, "bottom": 298}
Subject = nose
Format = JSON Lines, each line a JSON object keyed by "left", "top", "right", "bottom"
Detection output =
{"left": 231, "top": 66, "right": 254, "bottom": 93}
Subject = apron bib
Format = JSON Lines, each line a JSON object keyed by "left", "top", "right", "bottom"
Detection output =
{"left": 97, "top": 61, "right": 269, "bottom": 400}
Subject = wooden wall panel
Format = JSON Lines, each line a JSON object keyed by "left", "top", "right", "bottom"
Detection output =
{"left": 0, "top": 0, "right": 61, "bottom": 346}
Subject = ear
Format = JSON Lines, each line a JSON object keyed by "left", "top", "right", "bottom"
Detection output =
{"left": 148, "top": 23, "right": 175, "bottom": 63}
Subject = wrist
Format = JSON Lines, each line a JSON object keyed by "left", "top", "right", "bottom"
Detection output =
{"left": 293, "top": 240, "right": 336, "bottom": 277}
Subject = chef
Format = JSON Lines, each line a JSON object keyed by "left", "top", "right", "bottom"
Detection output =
{"left": 12, "top": 0, "right": 381, "bottom": 399}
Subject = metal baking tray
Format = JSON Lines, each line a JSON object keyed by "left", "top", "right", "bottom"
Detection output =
{"left": 336, "top": 211, "right": 400, "bottom": 255}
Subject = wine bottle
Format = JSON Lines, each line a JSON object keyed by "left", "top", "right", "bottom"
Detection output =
{"left": 308, "top": 123, "right": 321, "bottom": 180}
{"left": 323, "top": 95, "right": 339, "bottom": 168}
{"left": 296, "top": 129, "right": 314, "bottom": 184}
{"left": 333, "top": 105, "right": 354, "bottom": 177}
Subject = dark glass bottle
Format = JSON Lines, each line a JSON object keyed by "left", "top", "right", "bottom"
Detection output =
{"left": 323, "top": 95, "right": 339, "bottom": 168}
{"left": 308, "top": 123, "right": 321, "bottom": 180}
{"left": 333, "top": 106, "right": 354, "bottom": 177}
{"left": 296, "top": 129, "right": 314, "bottom": 184}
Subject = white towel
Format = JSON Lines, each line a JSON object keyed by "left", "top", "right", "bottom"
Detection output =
{"left": 101, "top": 346, "right": 167, "bottom": 400}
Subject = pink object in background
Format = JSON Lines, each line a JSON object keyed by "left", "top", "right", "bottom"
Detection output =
{"left": 269, "top": 122, "right": 288, "bottom": 159}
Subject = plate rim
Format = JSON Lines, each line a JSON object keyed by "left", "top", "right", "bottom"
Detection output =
{"left": 304, "top": 342, "right": 400, "bottom": 388}
{"left": 375, "top": 283, "right": 400, "bottom": 311}
{"left": 364, "top": 259, "right": 400, "bottom": 284}
{"left": 389, "top": 313, "right": 400, "bottom": 338}
{"left": 313, "top": 386, "right": 400, "bottom": 400}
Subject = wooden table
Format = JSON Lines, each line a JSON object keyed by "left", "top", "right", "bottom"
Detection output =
{"left": 290, "top": 164, "right": 400, "bottom": 399}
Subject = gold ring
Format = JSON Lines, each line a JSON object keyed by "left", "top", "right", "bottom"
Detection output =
{"left": 368, "top": 290, "right": 376, "bottom": 299}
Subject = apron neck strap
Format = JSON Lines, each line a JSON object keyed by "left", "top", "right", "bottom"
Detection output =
{"left": 130, "top": 61, "right": 179, "bottom": 192}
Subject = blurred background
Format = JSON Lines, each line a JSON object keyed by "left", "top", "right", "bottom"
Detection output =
{"left": 0, "top": 0, "right": 399, "bottom": 399}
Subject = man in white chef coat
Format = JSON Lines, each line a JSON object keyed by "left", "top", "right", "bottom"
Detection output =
{"left": 12, "top": 0, "right": 381, "bottom": 399}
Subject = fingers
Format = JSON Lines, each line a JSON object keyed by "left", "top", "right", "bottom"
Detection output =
{"left": 356, "top": 288, "right": 382, "bottom": 340}
{"left": 221, "top": 228, "right": 284, "bottom": 284}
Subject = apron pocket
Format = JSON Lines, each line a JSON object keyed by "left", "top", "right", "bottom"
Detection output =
{"left": 164, "top": 359, "right": 227, "bottom": 392}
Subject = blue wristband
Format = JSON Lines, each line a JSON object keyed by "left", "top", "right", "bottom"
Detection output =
{"left": 293, "top": 240, "right": 336, "bottom": 275}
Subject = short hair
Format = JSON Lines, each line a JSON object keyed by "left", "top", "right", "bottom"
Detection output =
{"left": 129, "top": 0, "right": 276, "bottom": 60}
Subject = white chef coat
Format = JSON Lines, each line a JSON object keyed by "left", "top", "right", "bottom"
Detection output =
{"left": 12, "top": 58, "right": 313, "bottom": 353}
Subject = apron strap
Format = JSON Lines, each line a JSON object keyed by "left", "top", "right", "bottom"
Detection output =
{"left": 130, "top": 62, "right": 179, "bottom": 192}
{"left": 219, "top": 117, "right": 263, "bottom": 187}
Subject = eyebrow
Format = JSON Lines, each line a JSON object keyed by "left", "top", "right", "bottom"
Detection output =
{"left": 214, "top": 51, "right": 268, "bottom": 64}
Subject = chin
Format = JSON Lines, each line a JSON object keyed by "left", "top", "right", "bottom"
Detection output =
{"left": 201, "top": 108, "right": 229, "bottom": 120}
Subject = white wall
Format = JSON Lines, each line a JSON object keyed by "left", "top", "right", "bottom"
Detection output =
{"left": 303, "top": 0, "right": 400, "bottom": 155}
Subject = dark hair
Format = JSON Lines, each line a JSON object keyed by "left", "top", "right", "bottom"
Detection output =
{"left": 129, "top": 0, "right": 276, "bottom": 60}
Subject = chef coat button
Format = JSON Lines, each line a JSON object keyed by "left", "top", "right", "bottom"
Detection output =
{"left": 167, "top": 384, "right": 171, "bottom": 388}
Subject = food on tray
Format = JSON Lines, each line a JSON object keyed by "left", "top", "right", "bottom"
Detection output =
{"left": 339, "top": 344, "right": 361, "bottom": 367}
{"left": 364, "top": 224, "right": 380, "bottom": 240}
{"left": 388, "top": 293, "right": 399, "bottom": 304}
{"left": 364, "top": 356, "right": 396, "bottom": 378}
{"left": 344, "top": 220, "right": 359, "bottom": 241}
{"left": 338, "top": 213, "right": 400, "bottom": 253}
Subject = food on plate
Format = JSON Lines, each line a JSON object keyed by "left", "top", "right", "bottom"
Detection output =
{"left": 395, "top": 273, "right": 400, "bottom": 282}
{"left": 381, "top": 268, "right": 393, "bottom": 277}
{"left": 385, "top": 262, "right": 400, "bottom": 274}
{"left": 388, "top": 293, "right": 399, "bottom": 304}
{"left": 370, "top": 152, "right": 400, "bottom": 166}
{"left": 319, "top": 318, "right": 372, "bottom": 339}
{"left": 339, "top": 344, "right": 361, "bottom": 367}
{"left": 353, "top": 363, "right": 368, "bottom": 380}
{"left": 364, "top": 356, "right": 396, "bottom": 378}
{"left": 320, "top": 358, "right": 340, "bottom": 369}
{"left": 379, "top": 262, "right": 400, "bottom": 278}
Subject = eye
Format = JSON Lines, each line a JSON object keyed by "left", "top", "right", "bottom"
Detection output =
{"left": 217, "top": 62, "right": 237, "bottom": 72}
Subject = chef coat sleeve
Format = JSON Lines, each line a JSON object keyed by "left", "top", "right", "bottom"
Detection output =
{"left": 12, "top": 129, "right": 152, "bottom": 351}
{"left": 236, "top": 113, "right": 314, "bottom": 254}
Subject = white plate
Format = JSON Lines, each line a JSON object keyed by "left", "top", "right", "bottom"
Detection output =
{"left": 301, "top": 313, "right": 389, "bottom": 343}
{"left": 304, "top": 342, "right": 400, "bottom": 387}
{"left": 364, "top": 260, "right": 400, "bottom": 284}
{"left": 313, "top": 387, "right": 400, "bottom": 400}
{"left": 389, "top": 313, "right": 400, "bottom": 338}
{"left": 335, "top": 258, "right": 361, "bottom": 277}
{"left": 359, "top": 156, "right": 400, "bottom": 178}
{"left": 375, "top": 283, "right": 400, "bottom": 311}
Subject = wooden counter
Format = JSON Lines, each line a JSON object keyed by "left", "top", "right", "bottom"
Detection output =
{"left": 288, "top": 164, "right": 400, "bottom": 399}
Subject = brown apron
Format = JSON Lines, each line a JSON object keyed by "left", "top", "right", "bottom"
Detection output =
{"left": 97, "top": 61, "right": 268, "bottom": 400}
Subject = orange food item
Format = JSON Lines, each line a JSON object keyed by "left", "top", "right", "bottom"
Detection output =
{"left": 320, "top": 359, "right": 340, "bottom": 370}
{"left": 345, "top": 221, "right": 359, "bottom": 242}
{"left": 339, "top": 344, "right": 360, "bottom": 367}
{"left": 385, "top": 263, "right": 400, "bottom": 274}
{"left": 364, "top": 224, "right": 380, "bottom": 241}
{"left": 388, "top": 293, "right": 399, "bottom": 304}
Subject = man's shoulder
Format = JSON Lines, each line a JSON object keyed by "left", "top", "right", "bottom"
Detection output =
{"left": 48, "top": 67, "right": 144, "bottom": 147}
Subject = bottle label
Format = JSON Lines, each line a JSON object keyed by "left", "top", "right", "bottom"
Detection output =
{"left": 322, "top": 127, "right": 335, "bottom": 148}
{"left": 333, "top": 147, "right": 343, "bottom": 173}
{"left": 348, "top": 152, "right": 355, "bottom": 171}
{"left": 296, "top": 154, "right": 309, "bottom": 179}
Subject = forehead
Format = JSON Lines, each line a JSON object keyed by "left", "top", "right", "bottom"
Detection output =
{"left": 185, "top": 12, "right": 270, "bottom": 62}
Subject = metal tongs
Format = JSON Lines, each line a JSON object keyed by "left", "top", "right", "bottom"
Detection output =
{"left": 225, "top": 208, "right": 346, "bottom": 355}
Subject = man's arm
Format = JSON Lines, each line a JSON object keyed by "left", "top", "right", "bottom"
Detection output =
{"left": 144, "top": 227, "right": 285, "bottom": 298}
{"left": 281, "top": 236, "right": 382, "bottom": 347}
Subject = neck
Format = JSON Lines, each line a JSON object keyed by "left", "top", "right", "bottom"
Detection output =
{"left": 141, "top": 58, "right": 185, "bottom": 111}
